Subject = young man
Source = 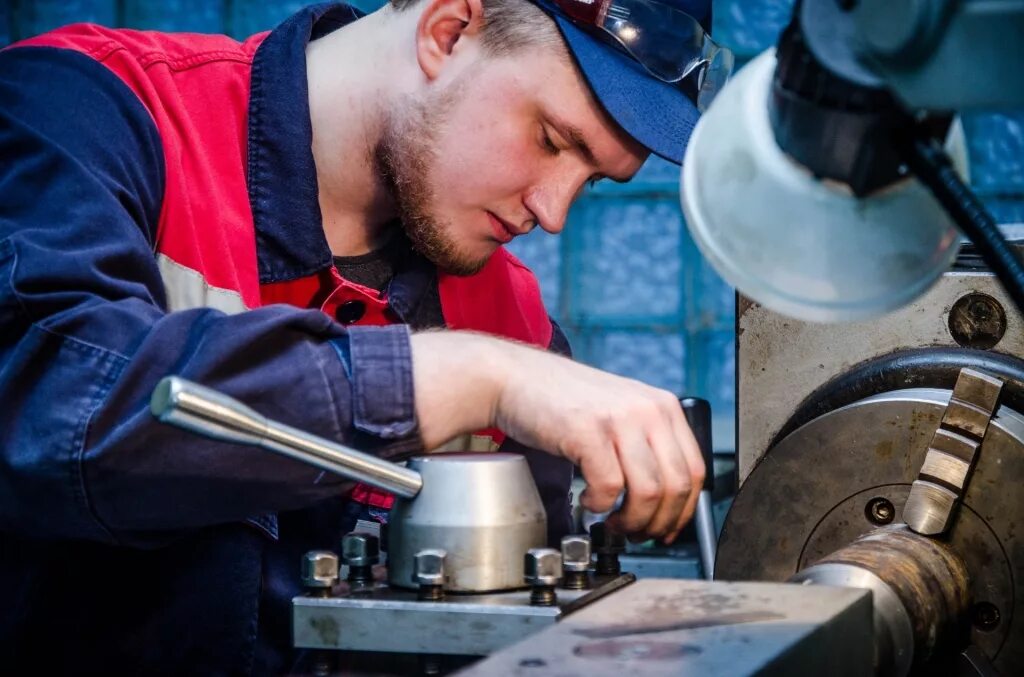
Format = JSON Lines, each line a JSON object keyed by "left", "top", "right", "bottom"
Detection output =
{"left": 0, "top": 0, "right": 724, "bottom": 673}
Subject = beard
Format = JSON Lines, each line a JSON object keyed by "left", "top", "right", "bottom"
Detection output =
{"left": 373, "top": 81, "right": 491, "bottom": 277}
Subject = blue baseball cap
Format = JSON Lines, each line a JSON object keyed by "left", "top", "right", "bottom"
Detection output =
{"left": 528, "top": 0, "right": 717, "bottom": 164}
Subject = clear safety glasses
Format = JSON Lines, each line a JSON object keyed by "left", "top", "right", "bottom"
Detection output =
{"left": 550, "top": 0, "right": 735, "bottom": 112}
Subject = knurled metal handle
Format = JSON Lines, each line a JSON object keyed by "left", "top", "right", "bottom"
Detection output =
{"left": 150, "top": 376, "right": 423, "bottom": 498}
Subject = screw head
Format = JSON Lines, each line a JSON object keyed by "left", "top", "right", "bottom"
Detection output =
{"left": 301, "top": 550, "right": 339, "bottom": 589}
{"left": 590, "top": 522, "right": 626, "bottom": 554}
{"left": 865, "top": 497, "right": 896, "bottom": 525}
{"left": 412, "top": 549, "right": 448, "bottom": 587}
{"left": 560, "top": 535, "right": 592, "bottom": 573}
{"left": 972, "top": 602, "right": 1000, "bottom": 631}
{"left": 949, "top": 293, "right": 1007, "bottom": 350}
{"left": 341, "top": 532, "right": 380, "bottom": 567}
{"left": 525, "top": 548, "right": 562, "bottom": 586}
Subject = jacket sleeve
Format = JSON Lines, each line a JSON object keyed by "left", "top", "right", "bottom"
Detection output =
{"left": 500, "top": 319, "right": 576, "bottom": 546}
{"left": 0, "top": 46, "right": 421, "bottom": 548}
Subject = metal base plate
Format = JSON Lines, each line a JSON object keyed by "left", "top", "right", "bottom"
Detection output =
{"left": 458, "top": 579, "right": 872, "bottom": 676}
{"left": 293, "top": 574, "right": 634, "bottom": 656}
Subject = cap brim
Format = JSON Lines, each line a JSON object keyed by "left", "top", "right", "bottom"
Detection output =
{"left": 548, "top": 13, "right": 700, "bottom": 165}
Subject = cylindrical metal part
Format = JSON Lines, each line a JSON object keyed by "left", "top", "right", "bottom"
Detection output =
{"left": 150, "top": 376, "right": 422, "bottom": 498}
{"left": 413, "top": 549, "right": 447, "bottom": 601}
{"left": 525, "top": 548, "right": 561, "bottom": 606}
{"left": 791, "top": 525, "right": 971, "bottom": 676}
{"left": 342, "top": 532, "right": 380, "bottom": 585}
{"left": 590, "top": 522, "right": 626, "bottom": 576}
{"left": 561, "top": 535, "right": 591, "bottom": 590}
{"left": 388, "top": 454, "right": 547, "bottom": 593}
{"left": 694, "top": 491, "right": 717, "bottom": 580}
{"left": 301, "top": 551, "right": 339, "bottom": 595}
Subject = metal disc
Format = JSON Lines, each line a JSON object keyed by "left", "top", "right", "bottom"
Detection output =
{"left": 717, "top": 388, "right": 1024, "bottom": 674}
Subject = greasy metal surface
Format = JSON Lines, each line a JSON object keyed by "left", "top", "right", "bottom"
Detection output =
{"left": 796, "top": 526, "right": 971, "bottom": 671}
{"left": 717, "top": 390, "right": 1024, "bottom": 674}
{"left": 388, "top": 453, "right": 546, "bottom": 593}
{"left": 738, "top": 271, "right": 1024, "bottom": 481}
{"left": 292, "top": 574, "right": 633, "bottom": 655}
{"left": 457, "top": 579, "right": 873, "bottom": 676}
{"left": 797, "top": 485, "right": 1013, "bottom": 666}
{"left": 904, "top": 369, "right": 1003, "bottom": 535}
{"left": 791, "top": 563, "right": 914, "bottom": 677}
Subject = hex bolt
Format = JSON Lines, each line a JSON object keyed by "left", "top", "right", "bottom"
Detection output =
{"left": 865, "top": 497, "right": 896, "bottom": 526}
{"left": 560, "top": 535, "right": 592, "bottom": 590}
{"left": 301, "top": 550, "right": 339, "bottom": 597}
{"left": 413, "top": 549, "right": 448, "bottom": 601}
{"left": 525, "top": 548, "right": 562, "bottom": 606}
{"left": 590, "top": 522, "right": 626, "bottom": 575}
{"left": 341, "top": 532, "right": 380, "bottom": 586}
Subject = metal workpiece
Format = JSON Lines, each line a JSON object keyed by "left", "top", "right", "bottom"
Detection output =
{"left": 791, "top": 526, "right": 971, "bottom": 676}
{"left": 459, "top": 578, "right": 873, "bottom": 677}
{"left": 150, "top": 376, "right": 423, "bottom": 498}
{"left": 525, "top": 548, "right": 562, "bottom": 606}
{"left": 717, "top": 389, "right": 1024, "bottom": 675}
{"left": 387, "top": 453, "right": 546, "bottom": 593}
{"left": 341, "top": 532, "right": 379, "bottom": 586}
{"left": 413, "top": 549, "right": 447, "bottom": 601}
{"left": 560, "top": 536, "right": 591, "bottom": 590}
{"left": 905, "top": 369, "right": 1003, "bottom": 535}
{"left": 292, "top": 574, "right": 635, "bottom": 657}
{"left": 737, "top": 270, "right": 1024, "bottom": 482}
{"left": 302, "top": 551, "right": 339, "bottom": 594}
{"left": 589, "top": 522, "right": 626, "bottom": 576}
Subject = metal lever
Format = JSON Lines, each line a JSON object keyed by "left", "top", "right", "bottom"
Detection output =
{"left": 150, "top": 376, "right": 423, "bottom": 499}
{"left": 680, "top": 397, "right": 716, "bottom": 580}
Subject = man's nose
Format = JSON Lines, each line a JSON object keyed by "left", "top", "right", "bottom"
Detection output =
{"left": 526, "top": 180, "right": 580, "bottom": 235}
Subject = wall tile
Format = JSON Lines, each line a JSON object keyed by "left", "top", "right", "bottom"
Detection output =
{"left": 505, "top": 228, "right": 562, "bottom": 314}
{"left": 122, "top": 0, "right": 227, "bottom": 33}
{"left": 564, "top": 198, "right": 685, "bottom": 326}
{"left": 12, "top": 0, "right": 117, "bottom": 39}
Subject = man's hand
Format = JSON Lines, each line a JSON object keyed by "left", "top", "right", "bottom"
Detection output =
{"left": 410, "top": 331, "right": 705, "bottom": 544}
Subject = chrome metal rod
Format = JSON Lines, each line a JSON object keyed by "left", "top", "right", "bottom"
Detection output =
{"left": 150, "top": 376, "right": 423, "bottom": 498}
{"left": 695, "top": 490, "right": 717, "bottom": 580}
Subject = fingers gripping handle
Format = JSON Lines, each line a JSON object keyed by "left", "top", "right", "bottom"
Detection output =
{"left": 150, "top": 376, "right": 423, "bottom": 499}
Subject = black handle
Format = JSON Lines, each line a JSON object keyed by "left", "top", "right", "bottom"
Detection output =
{"left": 679, "top": 397, "right": 714, "bottom": 492}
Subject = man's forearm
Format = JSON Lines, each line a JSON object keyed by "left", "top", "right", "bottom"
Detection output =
{"left": 410, "top": 330, "right": 509, "bottom": 450}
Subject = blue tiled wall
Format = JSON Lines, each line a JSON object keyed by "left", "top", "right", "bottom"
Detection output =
{"left": 4, "top": 0, "right": 1023, "bottom": 451}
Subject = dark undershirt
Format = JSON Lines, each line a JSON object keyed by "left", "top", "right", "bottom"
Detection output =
{"left": 333, "top": 230, "right": 444, "bottom": 329}
{"left": 332, "top": 232, "right": 405, "bottom": 293}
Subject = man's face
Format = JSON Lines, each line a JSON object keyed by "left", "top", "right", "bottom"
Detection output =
{"left": 375, "top": 47, "right": 649, "bottom": 276}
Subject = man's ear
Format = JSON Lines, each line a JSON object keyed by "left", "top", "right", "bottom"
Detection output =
{"left": 416, "top": 0, "right": 486, "bottom": 80}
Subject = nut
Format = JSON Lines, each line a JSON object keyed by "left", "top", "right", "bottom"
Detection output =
{"left": 412, "top": 549, "right": 447, "bottom": 587}
{"left": 341, "top": 532, "right": 380, "bottom": 567}
{"left": 301, "top": 550, "right": 339, "bottom": 589}
{"left": 524, "top": 548, "right": 562, "bottom": 586}
{"left": 590, "top": 522, "right": 626, "bottom": 554}
{"left": 560, "top": 535, "right": 592, "bottom": 573}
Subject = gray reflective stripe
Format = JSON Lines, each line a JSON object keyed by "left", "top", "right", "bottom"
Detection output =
{"left": 157, "top": 254, "right": 248, "bottom": 315}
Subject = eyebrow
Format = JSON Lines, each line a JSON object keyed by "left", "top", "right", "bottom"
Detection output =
{"left": 553, "top": 119, "right": 635, "bottom": 184}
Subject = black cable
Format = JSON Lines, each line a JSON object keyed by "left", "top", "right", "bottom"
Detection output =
{"left": 900, "top": 133, "right": 1024, "bottom": 316}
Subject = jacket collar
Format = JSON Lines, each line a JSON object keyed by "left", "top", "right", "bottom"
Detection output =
{"left": 247, "top": 2, "right": 362, "bottom": 285}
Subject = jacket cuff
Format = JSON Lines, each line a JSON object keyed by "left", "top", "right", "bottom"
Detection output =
{"left": 335, "top": 325, "right": 418, "bottom": 440}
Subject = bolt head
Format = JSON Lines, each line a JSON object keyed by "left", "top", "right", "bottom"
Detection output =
{"left": 341, "top": 532, "right": 380, "bottom": 567}
{"left": 590, "top": 522, "right": 626, "bottom": 554}
{"left": 560, "top": 535, "right": 592, "bottom": 573}
{"left": 301, "top": 550, "right": 339, "bottom": 589}
{"left": 524, "top": 548, "right": 562, "bottom": 586}
{"left": 413, "top": 549, "right": 448, "bottom": 587}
